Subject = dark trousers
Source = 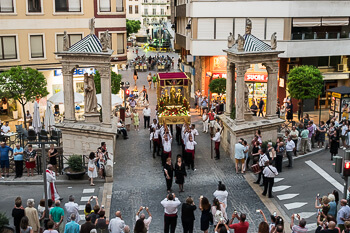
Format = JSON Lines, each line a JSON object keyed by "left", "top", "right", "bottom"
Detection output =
{"left": 182, "top": 220, "right": 194, "bottom": 233}
{"left": 258, "top": 108, "right": 264, "bottom": 117}
{"left": 262, "top": 177, "right": 274, "bottom": 197}
{"left": 292, "top": 139, "right": 298, "bottom": 156}
{"left": 275, "top": 155, "right": 283, "bottom": 172}
{"left": 311, "top": 134, "right": 315, "bottom": 148}
{"left": 165, "top": 177, "right": 173, "bottom": 191}
{"left": 256, "top": 169, "right": 265, "bottom": 184}
{"left": 215, "top": 142, "right": 220, "bottom": 159}
{"left": 164, "top": 215, "right": 177, "bottom": 233}
{"left": 144, "top": 116, "right": 150, "bottom": 129}
{"left": 120, "top": 129, "right": 128, "bottom": 138}
{"left": 15, "top": 160, "right": 23, "bottom": 177}
{"left": 153, "top": 140, "right": 160, "bottom": 156}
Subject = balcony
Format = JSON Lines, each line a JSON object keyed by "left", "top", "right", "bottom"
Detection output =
{"left": 142, "top": 14, "right": 170, "bottom": 17}
{"left": 142, "top": 2, "right": 168, "bottom": 4}
{"left": 291, "top": 32, "right": 350, "bottom": 40}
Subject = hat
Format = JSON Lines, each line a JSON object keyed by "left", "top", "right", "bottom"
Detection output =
{"left": 268, "top": 142, "right": 273, "bottom": 146}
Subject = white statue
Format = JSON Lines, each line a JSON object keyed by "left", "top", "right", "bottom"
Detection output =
{"left": 84, "top": 73, "right": 98, "bottom": 113}
{"left": 271, "top": 32, "right": 277, "bottom": 50}
{"left": 237, "top": 34, "right": 245, "bottom": 52}
{"left": 100, "top": 30, "right": 111, "bottom": 52}
{"left": 89, "top": 18, "right": 95, "bottom": 35}
{"left": 63, "top": 31, "right": 69, "bottom": 51}
{"left": 245, "top": 18, "right": 252, "bottom": 34}
{"left": 227, "top": 32, "right": 235, "bottom": 48}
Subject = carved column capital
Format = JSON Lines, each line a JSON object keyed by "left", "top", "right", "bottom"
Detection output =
{"left": 96, "top": 66, "right": 111, "bottom": 78}
{"left": 263, "top": 62, "right": 279, "bottom": 74}
{"left": 61, "top": 63, "right": 75, "bottom": 76}
{"left": 236, "top": 63, "right": 250, "bottom": 77}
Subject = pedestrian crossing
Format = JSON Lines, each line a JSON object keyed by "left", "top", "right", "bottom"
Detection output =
{"left": 77, "top": 188, "right": 99, "bottom": 223}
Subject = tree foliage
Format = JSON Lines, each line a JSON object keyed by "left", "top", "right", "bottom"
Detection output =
{"left": 0, "top": 66, "right": 49, "bottom": 126}
{"left": 94, "top": 70, "right": 122, "bottom": 95}
{"left": 126, "top": 19, "right": 141, "bottom": 37}
{"left": 287, "top": 65, "right": 324, "bottom": 100}
{"left": 209, "top": 78, "right": 226, "bottom": 94}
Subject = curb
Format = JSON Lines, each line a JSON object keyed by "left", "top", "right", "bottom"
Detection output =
{"left": 282, "top": 147, "right": 325, "bottom": 163}
{"left": 0, "top": 179, "right": 106, "bottom": 185}
{"left": 101, "top": 182, "right": 113, "bottom": 220}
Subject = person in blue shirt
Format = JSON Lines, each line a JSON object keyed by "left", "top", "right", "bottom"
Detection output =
{"left": 0, "top": 141, "right": 13, "bottom": 178}
{"left": 64, "top": 214, "right": 80, "bottom": 233}
{"left": 13, "top": 143, "right": 24, "bottom": 178}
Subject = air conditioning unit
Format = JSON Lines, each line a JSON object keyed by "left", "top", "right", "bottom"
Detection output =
{"left": 338, "top": 64, "right": 348, "bottom": 72}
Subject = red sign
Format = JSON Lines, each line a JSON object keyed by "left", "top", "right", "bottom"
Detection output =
{"left": 244, "top": 73, "right": 268, "bottom": 82}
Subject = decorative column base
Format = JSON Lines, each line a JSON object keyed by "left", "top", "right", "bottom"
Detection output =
{"left": 84, "top": 113, "right": 100, "bottom": 123}
{"left": 265, "top": 114, "right": 278, "bottom": 120}
{"left": 234, "top": 119, "right": 245, "bottom": 125}
{"left": 224, "top": 111, "right": 231, "bottom": 117}
{"left": 244, "top": 112, "right": 254, "bottom": 121}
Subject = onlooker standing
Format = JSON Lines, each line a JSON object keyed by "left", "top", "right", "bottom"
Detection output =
{"left": 307, "top": 122, "right": 314, "bottom": 151}
{"left": 235, "top": 139, "right": 246, "bottom": 174}
{"left": 286, "top": 136, "right": 295, "bottom": 168}
{"left": 25, "top": 199, "right": 40, "bottom": 233}
{"left": 135, "top": 206, "right": 152, "bottom": 232}
{"left": 286, "top": 100, "right": 293, "bottom": 122}
{"left": 258, "top": 98, "right": 265, "bottom": 117}
{"left": 254, "top": 149, "right": 269, "bottom": 186}
{"left": 49, "top": 200, "right": 64, "bottom": 233}
{"left": 88, "top": 152, "right": 98, "bottom": 186}
{"left": 13, "top": 143, "right": 24, "bottom": 178}
{"left": 1, "top": 121, "right": 10, "bottom": 137}
{"left": 181, "top": 197, "right": 196, "bottom": 233}
{"left": 202, "top": 109, "right": 209, "bottom": 133}
{"left": 300, "top": 126, "right": 309, "bottom": 155}
{"left": 250, "top": 101, "right": 258, "bottom": 116}
{"left": 174, "top": 156, "right": 187, "bottom": 192}
{"left": 213, "top": 182, "right": 228, "bottom": 212}
{"left": 208, "top": 109, "right": 216, "bottom": 135}
{"left": 199, "top": 196, "right": 212, "bottom": 233}
{"left": 12, "top": 197, "right": 25, "bottom": 233}
{"left": 164, "top": 158, "right": 174, "bottom": 192}
{"left": 132, "top": 109, "right": 140, "bottom": 131}
{"left": 0, "top": 141, "right": 13, "bottom": 178}
{"left": 330, "top": 131, "right": 339, "bottom": 161}
{"left": 108, "top": 211, "right": 125, "bottom": 233}
{"left": 80, "top": 215, "right": 95, "bottom": 233}
{"left": 20, "top": 216, "right": 33, "bottom": 233}
{"left": 212, "top": 128, "right": 221, "bottom": 160}
{"left": 143, "top": 105, "right": 151, "bottom": 129}
{"left": 134, "top": 219, "right": 147, "bottom": 233}
{"left": 337, "top": 199, "right": 350, "bottom": 231}
{"left": 125, "top": 108, "right": 132, "bottom": 131}
{"left": 161, "top": 193, "right": 181, "bottom": 233}
{"left": 37, "top": 199, "right": 46, "bottom": 228}
{"left": 275, "top": 138, "right": 285, "bottom": 173}
{"left": 48, "top": 144, "right": 58, "bottom": 176}
{"left": 289, "top": 126, "right": 299, "bottom": 156}
{"left": 44, "top": 221, "right": 58, "bottom": 233}
{"left": 262, "top": 161, "right": 278, "bottom": 198}
{"left": 228, "top": 213, "right": 249, "bottom": 233}
{"left": 317, "top": 121, "right": 327, "bottom": 148}
{"left": 290, "top": 214, "right": 307, "bottom": 233}
{"left": 25, "top": 145, "right": 36, "bottom": 177}
{"left": 201, "top": 97, "right": 208, "bottom": 116}
{"left": 95, "top": 210, "right": 108, "bottom": 233}
{"left": 147, "top": 73, "right": 152, "bottom": 89}
{"left": 65, "top": 195, "right": 80, "bottom": 223}
{"left": 64, "top": 214, "right": 80, "bottom": 233}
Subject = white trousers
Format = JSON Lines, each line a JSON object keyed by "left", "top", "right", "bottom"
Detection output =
{"left": 203, "top": 121, "right": 208, "bottom": 132}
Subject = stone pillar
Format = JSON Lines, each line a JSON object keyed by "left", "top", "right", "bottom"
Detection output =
{"left": 62, "top": 63, "right": 75, "bottom": 122}
{"left": 265, "top": 62, "right": 279, "bottom": 119}
{"left": 225, "top": 61, "right": 234, "bottom": 116}
{"left": 98, "top": 65, "right": 112, "bottom": 125}
{"left": 235, "top": 63, "right": 249, "bottom": 123}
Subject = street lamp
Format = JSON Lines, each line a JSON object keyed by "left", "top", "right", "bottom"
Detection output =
{"left": 120, "top": 81, "right": 130, "bottom": 107}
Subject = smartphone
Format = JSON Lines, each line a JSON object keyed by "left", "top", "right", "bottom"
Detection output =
{"left": 256, "top": 210, "right": 260, "bottom": 213}
{"left": 101, "top": 205, "right": 105, "bottom": 209}
{"left": 200, "top": 195, "right": 203, "bottom": 199}
{"left": 93, "top": 196, "right": 97, "bottom": 199}
{"left": 143, "top": 207, "right": 145, "bottom": 209}
{"left": 294, "top": 214, "right": 298, "bottom": 218}
{"left": 234, "top": 210, "right": 237, "bottom": 214}
{"left": 317, "top": 193, "right": 320, "bottom": 197}
{"left": 273, "top": 211, "right": 277, "bottom": 217}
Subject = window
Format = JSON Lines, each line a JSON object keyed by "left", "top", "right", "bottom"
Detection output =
{"left": 0, "top": 36, "right": 17, "bottom": 60}
{"left": 99, "top": 0, "right": 110, "bottom": 12}
{"left": 0, "top": 0, "right": 14, "bottom": 12}
{"left": 160, "top": 8, "right": 164, "bottom": 15}
{"left": 28, "top": 0, "right": 41, "bottom": 13}
{"left": 30, "top": 35, "right": 44, "bottom": 58}
{"left": 152, "top": 8, "right": 156, "bottom": 15}
{"left": 116, "top": 0, "right": 123, "bottom": 12}
{"left": 135, "top": 5, "right": 138, "bottom": 14}
{"left": 117, "top": 34, "right": 124, "bottom": 54}
{"left": 144, "top": 8, "right": 147, "bottom": 15}
{"left": 55, "top": 0, "right": 81, "bottom": 12}
{"left": 129, "top": 5, "right": 132, "bottom": 14}
{"left": 56, "top": 34, "right": 82, "bottom": 52}
{"left": 144, "top": 0, "right": 147, "bottom": 2}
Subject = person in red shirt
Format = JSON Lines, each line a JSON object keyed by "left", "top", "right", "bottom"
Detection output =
{"left": 228, "top": 213, "right": 249, "bottom": 233}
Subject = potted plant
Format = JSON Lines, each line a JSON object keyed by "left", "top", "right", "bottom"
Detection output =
{"left": 0, "top": 212, "right": 14, "bottom": 233}
{"left": 62, "top": 155, "right": 87, "bottom": 180}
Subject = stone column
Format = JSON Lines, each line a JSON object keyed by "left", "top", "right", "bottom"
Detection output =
{"left": 235, "top": 63, "right": 249, "bottom": 123}
{"left": 98, "top": 65, "right": 112, "bottom": 126}
{"left": 225, "top": 61, "right": 234, "bottom": 116}
{"left": 264, "top": 62, "right": 279, "bottom": 119}
{"left": 62, "top": 63, "right": 75, "bottom": 122}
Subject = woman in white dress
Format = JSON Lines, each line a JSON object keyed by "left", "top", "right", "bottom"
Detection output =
{"left": 125, "top": 108, "right": 132, "bottom": 131}
{"left": 88, "top": 152, "right": 98, "bottom": 186}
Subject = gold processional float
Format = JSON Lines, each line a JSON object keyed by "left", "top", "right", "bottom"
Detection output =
{"left": 156, "top": 72, "right": 191, "bottom": 125}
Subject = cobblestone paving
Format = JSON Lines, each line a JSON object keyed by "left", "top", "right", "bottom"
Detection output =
{"left": 111, "top": 51, "right": 270, "bottom": 232}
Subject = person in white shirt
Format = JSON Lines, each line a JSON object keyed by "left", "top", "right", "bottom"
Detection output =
{"left": 108, "top": 211, "right": 125, "bottom": 233}
{"left": 213, "top": 181, "right": 228, "bottom": 211}
{"left": 286, "top": 136, "right": 295, "bottom": 168}
{"left": 150, "top": 119, "right": 158, "bottom": 131}
{"left": 64, "top": 195, "right": 80, "bottom": 223}
{"left": 191, "top": 124, "right": 199, "bottom": 139}
{"left": 185, "top": 134, "right": 197, "bottom": 170}
{"left": 1, "top": 121, "right": 10, "bottom": 136}
{"left": 161, "top": 193, "right": 181, "bottom": 233}
{"left": 262, "top": 161, "right": 278, "bottom": 198}
{"left": 143, "top": 106, "right": 151, "bottom": 129}
{"left": 202, "top": 109, "right": 209, "bottom": 133}
{"left": 212, "top": 128, "right": 221, "bottom": 160}
{"left": 254, "top": 149, "right": 269, "bottom": 186}
{"left": 150, "top": 127, "right": 160, "bottom": 157}
{"left": 162, "top": 133, "right": 172, "bottom": 166}
{"left": 235, "top": 139, "right": 246, "bottom": 174}
{"left": 135, "top": 207, "right": 152, "bottom": 232}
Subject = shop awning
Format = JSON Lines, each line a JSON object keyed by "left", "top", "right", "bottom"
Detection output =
{"left": 327, "top": 86, "right": 350, "bottom": 95}
{"left": 293, "top": 18, "right": 321, "bottom": 27}
{"left": 323, "top": 73, "right": 349, "bottom": 81}
{"left": 322, "top": 17, "right": 349, "bottom": 26}
{"left": 158, "top": 72, "right": 188, "bottom": 80}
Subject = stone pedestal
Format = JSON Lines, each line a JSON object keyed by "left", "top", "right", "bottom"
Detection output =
{"left": 218, "top": 114, "right": 284, "bottom": 160}
{"left": 56, "top": 122, "right": 117, "bottom": 182}
{"left": 84, "top": 113, "right": 100, "bottom": 123}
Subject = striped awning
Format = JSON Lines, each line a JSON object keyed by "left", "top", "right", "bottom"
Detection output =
{"left": 68, "top": 34, "right": 102, "bottom": 53}
{"left": 243, "top": 34, "right": 272, "bottom": 52}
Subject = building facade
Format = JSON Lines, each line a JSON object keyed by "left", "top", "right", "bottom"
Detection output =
{"left": 0, "top": 0, "right": 127, "bottom": 117}
{"left": 174, "top": 0, "right": 350, "bottom": 111}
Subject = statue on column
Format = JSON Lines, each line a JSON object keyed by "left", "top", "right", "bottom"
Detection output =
{"left": 227, "top": 32, "right": 235, "bottom": 48}
{"left": 245, "top": 18, "right": 252, "bottom": 34}
{"left": 84, "top": 73, "right": 98, "bottom": 113}
{"left": 63, "top": 31, "right": 69, "bottom": 51}
{"left": 89, "top": 18, "right": 95, "bottom": 35}
{"left": 244, "top": 84, "right": 250, "bottom": 111}
{"left": 100, "top": 30, "right": 111, "bottom": 52}
{"left": 237, "top": 34, "right": 245, "bottom": 52}
{"left": 271, "top": 32, "right": 277, "bottom": 50}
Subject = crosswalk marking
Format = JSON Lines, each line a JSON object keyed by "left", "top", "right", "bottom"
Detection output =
{"left": 297, "top": 212, "right": 317, "bottom": 219}
{"left": 78, "top": 205, "right": 85, "bottom": 211}
{"left": 79, "top": 215, "right": 85, "bottom": 221}
{"left": 83, "top": 189, "right": 95, "bottom": 194}
{"left": 305, "top": 160, "right": 343, "bottom": 193}
{"left": 272, "top": 185, "right": 291, "bottom": 192}
{"left": 305, "top": 223, "right": 318, "bottom": 231}
{"left": 274, "top": 178, "right": 284, "bottom": 183}
{"left": 81, "top": 196, "right": 91, "bottom": 202}
{"left": 284, "top": 202, "right": 308, "bottom": 210}
{"left": 277, "top": 193, "right": 299, "bottom": 200}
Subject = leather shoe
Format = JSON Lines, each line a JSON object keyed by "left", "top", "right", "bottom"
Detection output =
{"left": 269, "top": 195, "right": 274, "bottom": 198}
{"left": 262, "top": 193, "right": 266, "bottom": 196}
{"left": 259, "top": 183, "right": 264, "bottom": 186}
{"left": 254, "top": 181, "right": 259, "bottom": 184}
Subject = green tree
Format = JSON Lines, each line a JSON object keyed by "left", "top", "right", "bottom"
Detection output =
{"left": 209, "top": 78, "right": 226, "bottom": 94}
{"left": 0, "top": 66, "right": 49, "bottom": 127}
{"left": 93, "top": 70, "right": 122, "bottom": 95}
{"left": 126, "top": 19, "right": 141, "bottom": 37}
{"left": 287, "top": 65, "right": 324, "bottom": 116}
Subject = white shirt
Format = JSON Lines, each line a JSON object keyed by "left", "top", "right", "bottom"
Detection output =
{"left": 185, "top": 140, "right": 197, "bottom": 150}
{"left": 258, "top": 154, "right": 269, "bottom": 167}
{"left": 202, "top": 113, "right": 209, "bottom": 122}
{"left": 213, "top": 190, "right": 228, "bottom": 207}
{"left": 64, "top": 202, "right": 80, "bottom": 223}
{"left": 212, "top": 132, "right": 221, "bottom": 142}
{"left": 135, "top": 215, "right": 152, "bottom": 231}
{"left": 162, "top": 137, "right": 172, "bottom": 152}
{"left": 154, "top": 129, "right": 160, "bottom": 139}
{"left": 150, "top": 123, "right": 158, "bottom": 130}
{"left": 108, "top": 217, "right": 125, "bottom": 233}
{"left": 184, "top": 132, "right": 194, "bottom": 145}
{"left": 143, "top": 108, "right": 151, "bottom": 117}
{"left": 263, "top": 165, "right": 278, "bottom": 178}
{"left": 342, "top": 125, "right": 348, "bottom": 136}
{"left": 286, "top": 140, "right": 295, "bottom": 151}
{"left": 192, "top": 129, "right": 199, "bottom": 136}
{"left": 1, "top": 125, "right": 10, "bottom": 135}
{"left": 161, "top": 198, "right": 181, "bottom": 215}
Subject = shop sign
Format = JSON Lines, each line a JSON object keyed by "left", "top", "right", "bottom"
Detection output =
{"left": 332, "top": 92, "right": 341, "bottom": 98}
{"left": 212, "top": 56, "right": 227, "bottom": 72}
{"left": 54, "top": 68, "right": 95, "bottom": 77}
{"left": 244, "top": 73, "right": 268, "bottom": 82}
{"left": 212, "top": 73, "right": 227, "bottom": 79}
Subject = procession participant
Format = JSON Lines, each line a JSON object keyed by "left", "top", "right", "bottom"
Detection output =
{"left": 162, "top": 133, "right": 172, "bottom": 166}
{"left": 254, "top": 149, "right": 269, "bottom": 186}
{"left": 164, "top": 158, "right": 174, "bottom": 192}
{"left": 176, "top": 125, "right": 182, "bottom": 145}
{"left": 262, "top": 160, "right": 278, "bottom": 198}
{"left": 175, "top": 155, "right": 187, "bottom": 192}
{"left": 185, "top": 135, "right": 197, "bottom": 171}
{"left": 212, "top": 128, "right": 221, "bottom": 160}
{"left": 150, "top": 119, "right": 158, "bottom": 130}
{"left": 181, "top": 124, "right": 188, "bottom": 157}
{"left": 46, "top": 164, "right": 60, "bottom": 202}
{"left": 183, "top": 127, "right": 194, "bottom": 167}
{"left": 150, "top": 127, "right": 160, "bottom": 157}
{"left": 191, "top": 124, "right": 199, "bottom": 140}
{"left": 161, "top": 193, "right": 181, "bottom": 233}
{"left": 208, "top": 109, "right": 216, "bottom": 135}
{"left": 143, "top": 105, "right": 151, "bottom": 129}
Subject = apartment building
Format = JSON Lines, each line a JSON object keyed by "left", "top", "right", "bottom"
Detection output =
{"left": 0, "top": 0, "right": 127, "bottom": 117}
{"left": 126, "top": 0, "right": 141, "bottom": 22}
{"left": 174, "top": 0, "right": 350, "bottom": 110}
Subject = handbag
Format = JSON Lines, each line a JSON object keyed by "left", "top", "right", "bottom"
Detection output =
{"left": 88, "top": 167, "right": 95, "bottom": 172}
{"left": 29, "top": 157, "right": 35, "bottom": 162}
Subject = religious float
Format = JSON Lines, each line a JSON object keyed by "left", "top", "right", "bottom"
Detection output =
{"left": 157, "top": 72, "right": 191, "bottom": 124}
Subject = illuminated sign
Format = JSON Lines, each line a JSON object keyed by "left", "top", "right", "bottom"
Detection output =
{"left": 332, "top": 92, "right": 341, "bottom": 98}
{"left": 244, "top": 74, "right": 268, "bottom": 82}
{"left": 212, "top": 56, "right": 227, "bottom": 72}
{"left": 54, "top": 68, "right": 95, "bottom": 76}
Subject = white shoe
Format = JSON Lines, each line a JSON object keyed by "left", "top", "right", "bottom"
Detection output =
{"left": 1, "top": 177, "right": 4, "bottom": 179}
